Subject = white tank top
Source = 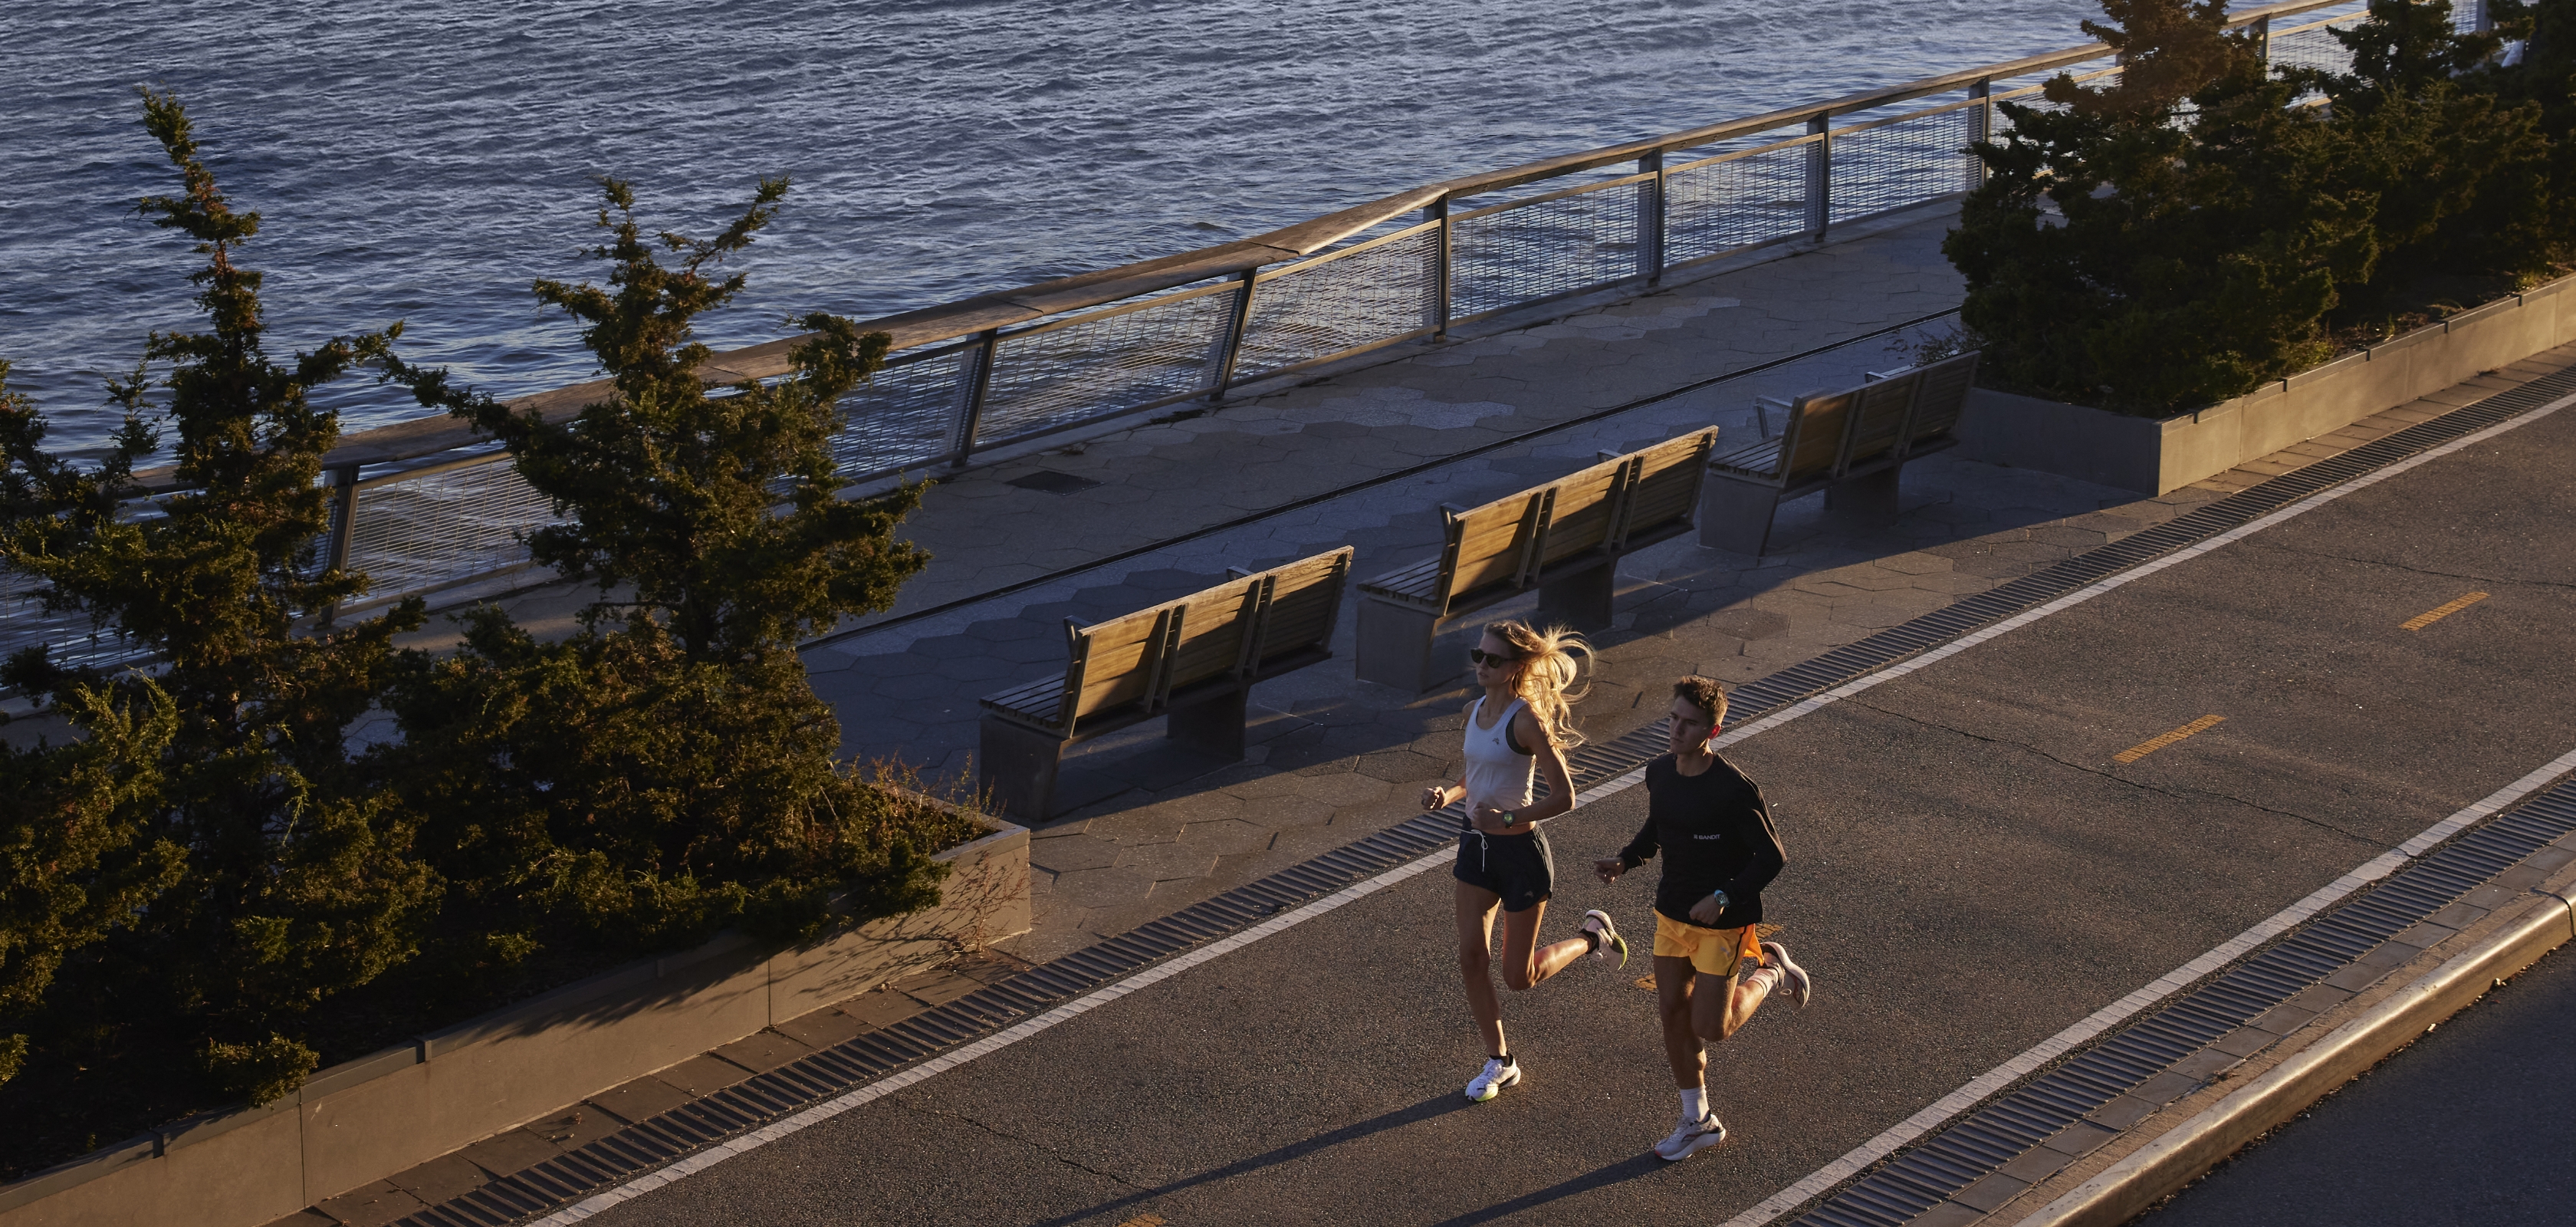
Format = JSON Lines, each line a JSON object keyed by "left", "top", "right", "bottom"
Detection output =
{"left": 1462, "top": 696, "right": 1537, "bottom": 811}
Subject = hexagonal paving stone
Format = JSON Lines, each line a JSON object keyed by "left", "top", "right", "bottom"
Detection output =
{"left": 1113, "top": 840, "right": 1220, "bottom": 882}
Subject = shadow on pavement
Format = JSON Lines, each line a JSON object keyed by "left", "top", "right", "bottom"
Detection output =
{"left": 1424, "top": 1152, "right": 1671, "bottom": 1225}
{"left": 1021, "top": 1091, "right": 1479, "bottom": 1227}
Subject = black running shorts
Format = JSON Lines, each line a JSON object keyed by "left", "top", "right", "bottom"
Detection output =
{"left": 1453, "top": 826, "right": 1555, "bottom": 913}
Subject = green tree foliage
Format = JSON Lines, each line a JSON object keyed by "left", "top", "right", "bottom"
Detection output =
{"left": 0, "top": 90, "right": 439, "bottom": 1104}
{"left": 2302, "top": 1, "right": 2555, "bottom": 307}
{"left": 380, "top": 178, "right": 965, "bottom": 954}
{"left": 1947, "top": 5, "right": 2371, "bottom": 411}
{"left": 0, "top": 682, "right": 186, "bottom": 1089}
{"left": 1947, "top": 0, "right": 2558, "bottom": 415}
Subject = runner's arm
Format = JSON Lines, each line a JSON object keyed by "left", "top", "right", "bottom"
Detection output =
{"left": 1719, "top": 787, "right": 1786, "bottom": 900}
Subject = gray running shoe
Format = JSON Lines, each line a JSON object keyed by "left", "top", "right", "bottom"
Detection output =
{"left": 1582, "top": 909, "right": 1630, "bottom": 969}
{"left": 1655, "top": 1114, "right": 1728, "bottom": 1160}
{"left": 1762, "top": 939, "right": 1813, "bottom": 1008}
{"left": 1465, "top": 1055, "right": 1522, "bottom": 1102}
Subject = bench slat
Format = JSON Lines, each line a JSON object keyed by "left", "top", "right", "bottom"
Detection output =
{"left": 1444, "top": 491, "right": 1546, "bottom": 614}
{"left": 1837, "top": 371, "right": 1922, "bottom": 475}
{"left": 1781, "top": 390, "right": 1855, "bottom": 487}
{"left": 1253, "top": 548, "right": 1352, "bottom": 667}
{"left": 1538, "top": 456, "right": 1628, "bottom": 568}
{"left": 1903, "top": 350, "right": 1980, "bottom": 452}
{"left": 1358, "top": 556, "right": 1444, "bottom": 604}
{"left": 1622, "top": 429, "right": 1716, "bottom": 540}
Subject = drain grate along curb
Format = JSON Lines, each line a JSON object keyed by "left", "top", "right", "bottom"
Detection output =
{"left": 1787, "top": 782, "right": 2576, "bottom": 1227}
{"left": 396, "top": 363, "right": 2576, "bottom": 1227}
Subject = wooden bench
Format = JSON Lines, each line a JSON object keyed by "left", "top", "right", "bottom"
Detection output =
{"left": 1698, "top": 350, "right": 1980, "bottom": 556}
{"left": 1352, "top": 428, "right": 1719, "bottom": 692}
{"left": 977, "top": 547, "right": 1354, "bottom": 819}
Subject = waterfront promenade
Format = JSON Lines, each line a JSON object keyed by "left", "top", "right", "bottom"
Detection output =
{"left": 277, "top": 191, "right": 2576, "bottom": 1227}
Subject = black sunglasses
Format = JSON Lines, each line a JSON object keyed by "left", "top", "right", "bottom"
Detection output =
{"left": 1468, "top": 648, "right": 1520, "bottom": 666}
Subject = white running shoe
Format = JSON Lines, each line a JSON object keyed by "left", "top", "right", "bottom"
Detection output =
{"left": 1465, "top": 1055, "right": 1522, "bottom": 1102}
{"left": 1655, "top": 1114, "right": 1728, "bottom": 1161}
{"left": 1761, "top": 940, "right": 1812, "bottom": 1008}
{"left": 1582, "top": 909, "right": 1631, "bottom": 969}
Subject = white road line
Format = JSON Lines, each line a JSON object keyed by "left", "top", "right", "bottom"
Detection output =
{"left": 537, "top": 388, "right": 2576, "bottom": 1224}
{"left": 1717, "top": 745, "right": 2576, "bottom": 1227}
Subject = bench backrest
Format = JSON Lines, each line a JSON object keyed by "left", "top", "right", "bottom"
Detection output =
{"left": 1246, "top": 547, "right": 1354, "bottom": 671}
{"left": 1436, "top": 488, "right": 1550, "bottom": 616}
{"left": 1901, "top": 350, "right": 1980, "bottom": 453}
{"left": 1535, "top": 455, "right": 1630, "bottom": 571}
{"left": 1421, "top": 426, "right": 1719, "bottom": 614}
{"left": 1837, "top": 370, "right": 1923, "bottom": 474}
{"left": 1614, "top": 429, "right": 1718, "bottom": 548}
{"left": 1050, "top": 547, "right": 1355, "bottom": 734}
{"left": 1780, "top": 391, "right": 1854, "bottom": 488}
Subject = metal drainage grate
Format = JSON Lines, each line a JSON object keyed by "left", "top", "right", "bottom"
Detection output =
{"left": 396, "top": 363, "right": 2576, "bottom": 1227}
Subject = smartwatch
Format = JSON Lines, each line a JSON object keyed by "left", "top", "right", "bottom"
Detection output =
{"left": 1707, "top": 889, "right": 1731, "bottom": 911}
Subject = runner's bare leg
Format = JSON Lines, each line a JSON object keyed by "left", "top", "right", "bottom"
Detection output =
{"left": 1497, "top": 900, "right": 1592, "bottom": 991}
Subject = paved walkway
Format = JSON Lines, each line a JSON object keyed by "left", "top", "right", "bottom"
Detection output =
{"left": 263, "top": 205, "right": 2576, "bottom": 1225}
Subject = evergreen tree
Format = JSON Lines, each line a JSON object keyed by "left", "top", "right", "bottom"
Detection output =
{"left": 0, "top": 91, "right": 437, "bottom": 1104}
{"left": 380, "top": 178, "right": 966, "bottom": 955}
{"left": 2306, "top": 1, "right": 2555, "bottom": 309}
{"left": 1947, "top": 2, "right": 2376, "bottom": 412}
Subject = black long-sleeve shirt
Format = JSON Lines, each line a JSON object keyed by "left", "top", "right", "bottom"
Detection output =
{"left": 1618, "top": 752, "right": 1786, "bottom": 929}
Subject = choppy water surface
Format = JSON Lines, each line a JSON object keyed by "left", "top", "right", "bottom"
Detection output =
{"left": 4, "top": 0, "right": 2098, "bottom": 452}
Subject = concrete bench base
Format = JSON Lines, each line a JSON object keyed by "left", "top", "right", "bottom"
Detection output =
{"left": 980, "top": 686, "right": 1252, "bottom": 821}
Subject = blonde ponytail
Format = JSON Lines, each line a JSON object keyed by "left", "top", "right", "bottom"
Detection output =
{"left": 1485, "top": 620, "right": 1591, "bottom": 748}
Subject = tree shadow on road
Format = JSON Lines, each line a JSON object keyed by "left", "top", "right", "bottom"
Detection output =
{"left": 1021, "top": 1091, "right": 1477, "bottom": 1227}
{"left": 1422, "top": 1153, "right": 1670, "bottom": 1226}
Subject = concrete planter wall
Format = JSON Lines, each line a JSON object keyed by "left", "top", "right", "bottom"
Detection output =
{"left": 0, "top": 821, "right": 1030, "bottom": 1227}
{"left": 1955, "top": 275, "right": 2576, "bottom": 494}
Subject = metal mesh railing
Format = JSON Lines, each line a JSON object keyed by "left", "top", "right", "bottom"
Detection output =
{"left": 1452, "top": 178, "right": 1647, "bottom": 319}
{"left": 342, "top": 457, "right": 557, "bottom": 607}
{"left": 1234, "top": 224, "right": 1441, "bottom": 380}
{"left": 10, "top": 0, "right": 2459, "bottom": 674}
{"left": 1832, "top": 101, "right": 1987, "bottom": 223}
{"left": 1664, "top": 139, "right": 1815, "bottom": 265}
{"left": 975, "top": 282, "right": 1240, "bottom": 446}
{"left": 833, "top": 344, "right": 974, "bottom": 478}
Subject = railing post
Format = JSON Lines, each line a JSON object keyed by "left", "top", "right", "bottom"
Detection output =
{"left": 1805, "top": 112, "right": 1832, "bottom": 242}
{"left": 2252, "top": 14, "right": 2272, "bottom": 66}
{"left": 1208, "top": 267, "right": 1260, "bottom": 402}
{"left": 1428, "top": 195, "right": 1453, "bottom": 340}
{"left": 1637, "top": 149, "right": 1666, "bottom": 285}
{"left": 320, "top": 462, "right": 360, "bottom": 625}
{"left": 948, "top": 329, "right": 998, "bottom": 470}
{"left": 1969, "top": 77, "right": 1993, "bottom": 190}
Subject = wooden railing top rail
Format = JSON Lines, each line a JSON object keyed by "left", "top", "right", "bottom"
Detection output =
{"left": 231, "top": 0, "right": 2358, "bottom": 480}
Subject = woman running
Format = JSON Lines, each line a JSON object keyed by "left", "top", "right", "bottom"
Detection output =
{"left": 1418, "top": 620, "right": 1628, "bottom": 1103}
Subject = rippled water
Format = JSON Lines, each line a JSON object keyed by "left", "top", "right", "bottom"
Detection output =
{"left": 4, "top": 0, "right": 2098, "bottom": 453}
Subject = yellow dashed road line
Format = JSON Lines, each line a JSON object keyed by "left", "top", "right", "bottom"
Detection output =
{"left": 2403, "top": 590, "right": 2489, "bottom": 630}
{"left": 2114, "top": 715, "right": 2226, "bottom": 764}
{"left": 1115, "top": 1215, "right": 1166, "bottom": 1227}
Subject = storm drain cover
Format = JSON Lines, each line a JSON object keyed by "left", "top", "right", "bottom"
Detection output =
{"left": 1006, "top": 469, "right": 1102, "bottom": 494}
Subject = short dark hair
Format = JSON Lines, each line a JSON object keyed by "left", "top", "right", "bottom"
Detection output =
{"left": 1672, "top": 676, "right": 1729, "bottom": 725}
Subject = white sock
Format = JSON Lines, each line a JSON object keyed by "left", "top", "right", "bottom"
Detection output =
{"left": 1681, "top": 1087, "right": 1707, "bottom": 1122}
{"left": 1746, "top": 965, "right": 1783, "bottom": 994}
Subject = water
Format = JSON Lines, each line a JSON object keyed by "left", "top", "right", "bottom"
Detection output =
{"left": 2, "top": 0, "right": 2100, "bottom": 456}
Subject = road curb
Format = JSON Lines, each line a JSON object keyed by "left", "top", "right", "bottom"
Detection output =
{"left": 2006, "top": 885, "right": 2576, "bottom": 1227}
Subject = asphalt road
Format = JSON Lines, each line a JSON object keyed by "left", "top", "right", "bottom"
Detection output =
{"left": 2144, "top": 943, "right": 2576, "bottom": 1227}
{"left": 586, "top": 403, "right": 2576, "bottom": 1225}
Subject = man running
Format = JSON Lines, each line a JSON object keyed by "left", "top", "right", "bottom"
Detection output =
{"left": 1595, "top": 676, "right": 1812, "bottom": 1161}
